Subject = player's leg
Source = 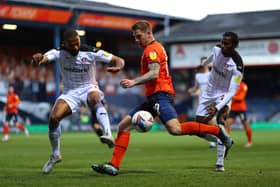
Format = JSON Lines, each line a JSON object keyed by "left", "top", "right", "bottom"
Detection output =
{"left": 92, "top": 115, "right": 133, "bottom": 175}
{"left": 87, "top": 91, "right": 114, "bottom": 148}
{"left": 215, "top": 105, "right": 230, "bottom": 172}
{"left": 92, "top": 102, "right": 151, "bottom": 176}
{"left": 14, "top": 115, "right": 30, "bottom": 137}
{"left": 240, "top": 112, "right": 252, "bottom": 147}
{"left": 2, "top": 122, "right": 9, "bottom": 141}
{"left": 2, "top": 114, "right": 12, "bottom": 141}
{"left": 42, "top": 99, "right": 72, "bottom": 174}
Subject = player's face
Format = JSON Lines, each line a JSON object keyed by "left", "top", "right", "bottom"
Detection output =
{"left": 221, "top": 36, "right": 235, "bottom": 57}
{"left": 133, "top": 29, "right": 150, "bottom": 48}
{"left": 8, "top": 86, "right": 14, "bottom": 94}
{"left": 65, "top": 36, "right": 81, "bottom": 56}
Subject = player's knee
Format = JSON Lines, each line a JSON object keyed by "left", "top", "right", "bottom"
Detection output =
{"left": 49, "top": 114, "right": 60, "bottom": 125}
{"left": 166, "top": 125, "right": 181, "bottom": 136}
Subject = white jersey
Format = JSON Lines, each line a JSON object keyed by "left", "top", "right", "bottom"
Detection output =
{"left": 200, "top": 45, "right": 244, "bottom": 111}
{"left": 44, "top": 48, "right": 112, "bottom": 90}
{"left": 195, "top": 71, "right": 210, "bottom": 95}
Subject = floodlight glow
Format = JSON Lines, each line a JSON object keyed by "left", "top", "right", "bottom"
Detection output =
{"left": 2, "top": 24, "right": 17, "bottom": 30}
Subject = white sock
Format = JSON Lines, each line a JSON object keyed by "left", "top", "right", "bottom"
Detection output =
{"left": 49, "top": 126, "right": 61, "bottom": 156}
{"left": 95, "top": 103, "right": 112, "bottom": 136}
{"left": 216, "top": 138, "right": 225, "bottom": 166}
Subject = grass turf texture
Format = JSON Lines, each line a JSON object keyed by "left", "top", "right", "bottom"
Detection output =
{"left": 0, "top": 130, "right": 279, "bottom": 187}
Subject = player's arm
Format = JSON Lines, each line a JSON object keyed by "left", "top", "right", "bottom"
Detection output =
{"left": 216, "top": 70, "right": 243, "bottom": 111}
{"left": 106, "top": 55, "right": 125, "bottom": 73}
{"left": 120, "top": 62, "right": 160, "bottom": 88}
{"left": 31, "top": 53, "right": 49, "bottom": 65}
{"left": 201, "top": 54, "right": 213, "bottom": 66}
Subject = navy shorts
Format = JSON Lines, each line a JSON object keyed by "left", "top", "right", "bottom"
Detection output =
{"left": 229, "top": 110, "right": 247, "bottom": 121}
{"left": 128, "top": 92, "right": 178, "bottom": 124}
{"left": 5, "top": 113, "right": 18, "bottom": 124}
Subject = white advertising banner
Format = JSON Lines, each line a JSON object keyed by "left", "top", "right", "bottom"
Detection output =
{"left": 170, "top": 39, "right": 280, "bottom": 68}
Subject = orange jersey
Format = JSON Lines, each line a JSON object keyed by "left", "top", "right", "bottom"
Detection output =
{"left": 5, "top": 93, "right": 21, "bottom": 114}
{"left": 230, "top": 81, "right": 248, "bottom": 111}
{"left": 141, "top": 41, "right": 175, "bottom": 96}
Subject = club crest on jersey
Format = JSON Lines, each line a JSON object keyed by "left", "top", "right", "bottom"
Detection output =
{"left": 81, "top": 57, "right": 88, "bottom": 63}
{"left": 149, "top": 51, "right": 157, "bottom": 60}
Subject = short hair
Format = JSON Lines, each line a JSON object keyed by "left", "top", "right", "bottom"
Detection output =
{"left": 223, "top": 31, "right": 239, "bottom": 48}
{"left": 132, "top": 20, "right": 152, "bottom": 32}
{"left": 63, "top": 28, "right": 78, "bottom": 41}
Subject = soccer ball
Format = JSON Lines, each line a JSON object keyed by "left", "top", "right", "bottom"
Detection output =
{"left": 131, "top": 110, "right": 154, "bottom": 132}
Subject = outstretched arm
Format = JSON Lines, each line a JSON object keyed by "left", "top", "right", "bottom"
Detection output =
{"left": 120, "top": 62, "right": 160, "bottom": 88}
{"left": 106, "top": 55, "right": 125, "bottom": 73}
{"left": 31, "top": 53, "right": 49, "bottom": 65}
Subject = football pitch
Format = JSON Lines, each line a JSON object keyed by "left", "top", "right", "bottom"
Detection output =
{"left": 0, "top": 130, "right": 279, "bottom": 187}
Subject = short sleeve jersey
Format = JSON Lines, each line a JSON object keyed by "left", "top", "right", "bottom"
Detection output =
{"left": 44, "top": 46, "right": 112, "bottom": 90}
{"left": 141, "top": 41, "right": 175, "bottom": 97}
{"left": 195, "top": 71, "right": 210, "bottom": 95}
{"left": 6, "top": 93, "right": 20, "bottom": 114}
{"left": 206, "top": 46, "right": 243, "bottom": 97}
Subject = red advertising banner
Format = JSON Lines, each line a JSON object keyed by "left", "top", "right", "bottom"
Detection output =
{"left": 77, "top": 13, "right": 157, "bottom": 30}
{"left": 0, "top": 4, "right": 72, "bottom": 24}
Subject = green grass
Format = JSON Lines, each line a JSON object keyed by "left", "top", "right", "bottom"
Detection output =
{"left": 0, "top": 130, "right": 280, "bottom": 187}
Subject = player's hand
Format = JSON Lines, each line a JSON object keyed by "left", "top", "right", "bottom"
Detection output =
{"left": 206, "top": 105, "right": 218, "bottom": 119}
{"left": 120, "top": 79, "right": 135, "bottom": 88}
{"left": 106, "top": 67, "right": 121, "bottom": 73}
{"left": 31, "top": 53, "right": 43, "bottom": 65}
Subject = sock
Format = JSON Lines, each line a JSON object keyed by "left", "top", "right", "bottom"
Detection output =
{"left": 181, "top": 121, "right": 220, "bottom": 136}
{"left": 17, "top": 123, "right": 25, "bottom": 131}
{"left": 49, "top": 126, "right": 61, "bottom": 156}
{"left": 110, "top": 131, "right": 130, "bottom": 169}
{"left": 245, "top": 127, "right": 252, "bottom": 143}
{"left": 216, "top": 138, "right": 225, "bottom": 166}
{"left": 3, "top": 123, "right": 9, "bottom": 136}
{"left": 226, "top": 127, "right": 231, "bottom": 134}
{"left": 95, "top": 103, "right": 112, "bottom": 136}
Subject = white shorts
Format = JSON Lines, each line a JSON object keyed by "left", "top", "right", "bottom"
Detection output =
{"left": 57, "top": 84, "right": 104, "bottom": 113}
{"left": 196, "top": 94, "right": 231, "bottom": 117}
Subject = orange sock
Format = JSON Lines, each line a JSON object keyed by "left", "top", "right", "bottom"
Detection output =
{"left": 17, "top": 123, "right": 25, "bottom": 131}
{"left": 245, "top": 127, "right": 252, "bottom": 143}
{"left": 110, "top": 131, "right": 130, "bottom": 169}
{"left": 3, "top": 124, "right": 9, "bottom": 135}
{"left": 181, "top": 121, "right": 220, "bottom": 136}
{"left": 226, "top": 127, "right": 231, "bottom": 134}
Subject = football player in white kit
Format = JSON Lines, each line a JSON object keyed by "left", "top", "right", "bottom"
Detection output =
{"left": 195, "top": 32, "right": 244, "bottom": 172}
{"left": 31, "top": 29, "right": 125, "bottom": 174}
{"left": 188, "top": 57, "right": 217, "bottom": 148}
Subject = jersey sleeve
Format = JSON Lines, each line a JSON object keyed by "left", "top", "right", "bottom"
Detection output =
{"left": 143, "top": 46, "right": 161, "bottom": 64}
{"left": 44, "top": 49, "right": 59, "bottom": 62}
{"left": 216, "top": 67, "right": 243, "bottom": 111}
{"left": 93, "top": 49, "right": 113, "bottom": 63}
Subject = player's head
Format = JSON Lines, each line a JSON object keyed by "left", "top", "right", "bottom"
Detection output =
{"left": 62, "top": 28, "right": 81, "bottom": 56}
{"left": 221, "top": 31, "right": 239, "bottom": 57}
{"left": 132, "top": 20, "right": 154, "bottom": 48}
{"left": 8, "top": 84, "right": 15, "bottom": 94}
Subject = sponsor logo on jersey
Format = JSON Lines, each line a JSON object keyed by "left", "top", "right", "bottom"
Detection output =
{"left": 103, "top": 51, "right": 111, "bottom": 57}
{"left": 64, "top": 67, "right": 89, "bottom": 73}
{"left": 149, "top": 51, "right": 157, "bottom": 60}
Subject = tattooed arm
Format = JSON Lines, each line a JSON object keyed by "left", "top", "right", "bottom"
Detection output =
{"left": 120, "top": 62, "right": 160, "bottom": 88}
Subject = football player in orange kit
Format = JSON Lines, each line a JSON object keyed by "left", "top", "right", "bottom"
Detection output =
{"left": 226, "top": 81, "right": 253, "bottom": 147}
{"left": 91, "top": 20, "right": 233, "bottom": 176}
{"left": 2, "top": 85, "right": 29, "bottom": 141}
